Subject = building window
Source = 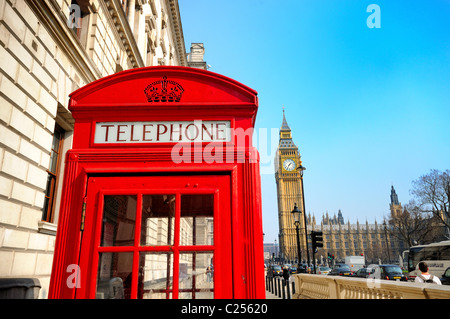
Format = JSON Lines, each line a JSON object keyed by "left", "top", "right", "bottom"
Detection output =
{"left": 42, "top": 124, "right": 65, "bottom": 223}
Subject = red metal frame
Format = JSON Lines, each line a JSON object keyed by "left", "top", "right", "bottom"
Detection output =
{"left": 49, "top": 66, "right": 264, "bottom": 299}
{"left": 78, "top": 175, "right": 232, "bottom": 299}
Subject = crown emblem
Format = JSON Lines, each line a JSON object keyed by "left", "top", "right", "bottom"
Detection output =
{"left": 144, "top": 76, "right": 184, "bottom": 102}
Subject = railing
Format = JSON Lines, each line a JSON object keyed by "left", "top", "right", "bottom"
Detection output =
{"left": 291, "top": 274, "right": 450, "bottom": 299}
{"left": 266, "top": 275, "right": 296, "bottom": 299}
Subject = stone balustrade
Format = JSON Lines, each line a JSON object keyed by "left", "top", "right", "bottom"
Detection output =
{"left": 292, "top": 274, "right": 450, "bottom": 299}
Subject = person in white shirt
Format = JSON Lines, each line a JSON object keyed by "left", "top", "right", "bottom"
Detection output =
{"left": 414, "top": 261, "right": 442, "bottom": 285}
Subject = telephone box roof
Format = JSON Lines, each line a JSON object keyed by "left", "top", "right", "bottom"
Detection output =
{"left": 69, "top": 66, "right": 258, "bottom": 108}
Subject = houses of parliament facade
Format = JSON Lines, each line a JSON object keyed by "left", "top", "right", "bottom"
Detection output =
{"left": 274, "top": 111, "right": 407, "bottom": 264}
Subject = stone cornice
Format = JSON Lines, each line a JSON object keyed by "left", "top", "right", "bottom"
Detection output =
{"left": 166, "top": 0, "right": 187, "bottom": 66}
{"left": 105, "top": 0, "right": 145, "bottom": 68}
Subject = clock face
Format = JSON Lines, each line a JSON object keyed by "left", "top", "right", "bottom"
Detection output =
{"left": 283, "top": 159, "right": 296, "bottom": 171}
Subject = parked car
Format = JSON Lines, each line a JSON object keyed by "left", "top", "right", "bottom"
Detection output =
{"left": 440, "top": 267, "right": 450, "bottom": 285}
{"left": 297, "top": 263, "right": 308, "bottom": 273}
{"left": 317, "top": 266, "right": 331, "bottom": 275}
{"left": 328, "top": 265, "right": 353, "bottom": 276}
{"left": 289, "top": 266, "right": 298, "bottom": 274}
{"left": 353, "top": 267, "right": 375, "bottom": 278}
{"left": 378, "top": 264, "right": 407, "bottom": 281}
{"left": 268, "top": 265, "right": 282, "bottom": 277}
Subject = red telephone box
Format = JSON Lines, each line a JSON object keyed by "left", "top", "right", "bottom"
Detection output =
{"left": 49, "top": 66, "right": 264, "bottom": 299}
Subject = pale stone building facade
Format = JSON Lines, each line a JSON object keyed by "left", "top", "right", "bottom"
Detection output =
{"left": 0, "top": 0, "right": 204, "bottom": 298}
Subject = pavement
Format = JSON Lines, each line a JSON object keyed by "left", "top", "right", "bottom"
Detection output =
{"left": 265, "top": 290, "right": 280, "bottom": 299}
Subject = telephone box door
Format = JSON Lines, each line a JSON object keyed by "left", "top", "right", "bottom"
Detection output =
{"left": 78, "top": 174, "right": 232, "bottom": 299}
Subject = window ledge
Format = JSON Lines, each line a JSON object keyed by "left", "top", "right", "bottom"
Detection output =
{"left": 38, "top": 221, "right": 57, "bottom": 236}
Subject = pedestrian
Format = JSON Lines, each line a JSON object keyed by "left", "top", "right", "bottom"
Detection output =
{"left": 414, "top": 261, "right": 441, "bottom": 285}
{"left": 282, "top": 265, "right": 290, "bottom": 281}
{"left": 206, "top": 266, "right": 212, "bottom": 282}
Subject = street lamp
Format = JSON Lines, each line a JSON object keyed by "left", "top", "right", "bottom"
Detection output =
{"left": 297, "top": 165, "right": 310, "bottom": 268}
{"left": 383, "top": 219, "right": 391, "bottom": 262}
{"left": 274, "top": 239, "right": 278, "bottom": 263}
{"left": 291, "top": 203, "right": 302, "bottom": 266}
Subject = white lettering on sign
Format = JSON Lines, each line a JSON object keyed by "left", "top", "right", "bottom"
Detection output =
{"left": 94, "top": 121, "right": 231, "bottom": 144}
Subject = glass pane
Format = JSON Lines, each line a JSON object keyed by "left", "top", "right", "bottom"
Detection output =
{"left": 96, "top": 252, "right": 133, "bottom": 299}
{"left": 49, "top": 150, "right": 59, "bottom": 173}
{"left": 51, "top": 129, "right": 62, "bottom": 151}
{"left": 139, "top": 253, "right": 173, "bottom": 299}
{"left": 48, "top": 130, "right": 61, "bottom": 173}
{"left": 44, "top": 174, "right": 55, "bottom": 197}
{"left": 141, "top": 195, "right": 175, "bottom": 246}
{"left": 179, "top": 252, "right": 214, "bottom": 299}
{"left": 101, "top": 195, "right": 137, "bottom": 246}
{"left": 180, "top": 195, "right": 214, "bottom": 246}
{"left": 441, "top": 246, "right": 450, "bottom": 259}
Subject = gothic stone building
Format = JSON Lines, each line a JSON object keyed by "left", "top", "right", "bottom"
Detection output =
{"left": 309, "top": 199, "right": 408, "bottom": 266}
{"left": 0, "top": 0, "right": 206, "bottom": 298}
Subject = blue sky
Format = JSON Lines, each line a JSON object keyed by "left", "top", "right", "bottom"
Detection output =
{"left": 179, "top": 0, "right": 450, "bottom": 243}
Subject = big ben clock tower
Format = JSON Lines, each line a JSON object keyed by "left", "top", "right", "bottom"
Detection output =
{"left": 274, "top": 110, "right": 307, "bottom": 262}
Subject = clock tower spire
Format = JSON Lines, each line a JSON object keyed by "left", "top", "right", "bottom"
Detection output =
{"left": 277, "top": 108, "right": 297, "bottom": 150}
{"left": 275, "top": 109, "right": 306, "bottom": 262}
{"left": 281, "top": 108, "right": 291, "bottom": 132}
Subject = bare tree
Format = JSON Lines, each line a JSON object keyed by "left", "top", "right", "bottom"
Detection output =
{"left": 366, "top": 241, "right": 384, "bottom": 264}
{"left": 387, "top": 200, "right": 435, "bottom": 246}
{"left": 410, "top": 169, "right": 450, "bottom": 229}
